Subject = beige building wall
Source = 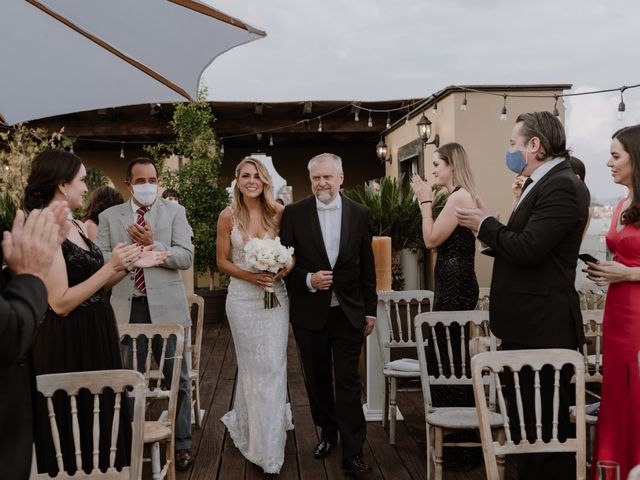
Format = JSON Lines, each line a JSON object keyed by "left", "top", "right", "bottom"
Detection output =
{"left": 383, "top": 88, "right": 566, "bottom": 288}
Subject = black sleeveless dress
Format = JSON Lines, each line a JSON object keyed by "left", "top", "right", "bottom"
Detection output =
{"left": 32, "top": 226, "right": 130, "bottom": 475}
{"left": 429, "top": 189, "right": 480, "bottom": 470}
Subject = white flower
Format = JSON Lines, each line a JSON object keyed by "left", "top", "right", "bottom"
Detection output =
{"left": 244, "top": 237, "right": 294, "bottom": 274}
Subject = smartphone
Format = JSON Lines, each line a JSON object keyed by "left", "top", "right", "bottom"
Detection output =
{"left": 578, "top": 253, "right": 599, "bottom": 263}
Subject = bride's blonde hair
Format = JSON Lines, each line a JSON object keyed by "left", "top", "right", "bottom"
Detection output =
{"left": 231, "top": 157, "right": 279, "bottom": 239}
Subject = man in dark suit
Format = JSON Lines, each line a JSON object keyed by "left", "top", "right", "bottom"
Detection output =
{"left": 1, "top": 204, "right": 69, "bottom": 479}
{"left": 280, "top": 153, "right": 377, "bottom": 473}
{"left": 457, "top": 112, "right": 590, "bottom": 480}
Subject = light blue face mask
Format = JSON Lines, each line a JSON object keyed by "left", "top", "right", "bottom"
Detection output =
{"left": 505, "top": 149, "right": 527, "bottom": 174}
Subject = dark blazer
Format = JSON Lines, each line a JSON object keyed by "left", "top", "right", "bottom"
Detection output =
{"left": 478, "top": 160, "right": 590, "bottom": 349}
{"left": 0, "top": 272, "right": 48, "bottom": 479}
{"left": 280, "top": 194, "right": 377, "bottom": 330}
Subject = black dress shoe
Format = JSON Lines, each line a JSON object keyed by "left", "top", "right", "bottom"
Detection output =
{"left": 313, "top": 438, "right": 336, "bottom": 459}
{"left": 341, "top": 455, "right": 372, "bottom": 473}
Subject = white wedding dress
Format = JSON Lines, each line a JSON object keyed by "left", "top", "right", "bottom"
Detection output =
{"left": 221, "top": 224, "right": 293, "bottom": 474}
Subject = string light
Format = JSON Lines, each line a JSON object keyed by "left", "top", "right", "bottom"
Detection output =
{"left": 553, "top": 95, "right": 560, "bottom": 117}
{"left": 317, "top": 117, "right": 322, "bottom": 132}
{"left": 354, "top": 108, "right": 360, "bottom": 122}
{"left": 119, "top": 142, "right": 125, "bottom": 158}
{"left": 367, "top": 112, "right": 373, "bottom": 128}
{"left": 269, "top": 134, "right": 274, "bottom": 147}
{"left": 69, "top": 144, "right": 74, "bottom": 154}
{"left": 220, "top": 141, "right": 224, "bottom": 156}
{"left": 618, "top": 87, "right": 627, "bottom": 121}
{"left": 405, "top": 114, "right": 409, "bottom": 125}
{"left": 460, "top": 92, "right": 468, "bottom": 111}
{"left": 500, "top": 95, "right": 508, "bottom": 121}
{"left": 432, "top": 100, "right": 438, "bottom": 115}
{"left": 386, "top": 113, "right": 391, "bottom": 129}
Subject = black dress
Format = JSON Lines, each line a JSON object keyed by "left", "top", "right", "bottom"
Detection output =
{"left": 429, "top": 191, "right": 480, "bottom": 470}
{"left": 32, "top": 225, "right": 130, "bottom": 475}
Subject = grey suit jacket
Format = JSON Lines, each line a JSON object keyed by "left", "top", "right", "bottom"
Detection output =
{"left": 96, "top": 198, "right": 193, "bottom": 326}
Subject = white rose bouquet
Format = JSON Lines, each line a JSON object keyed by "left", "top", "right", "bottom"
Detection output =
{"left": 243, "top": 237, "right": 294, "bottom": 309}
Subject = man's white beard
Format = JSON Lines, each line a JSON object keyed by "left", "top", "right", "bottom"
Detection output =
{"left": 316, "top": 190, "right": 335, "bottom": 203}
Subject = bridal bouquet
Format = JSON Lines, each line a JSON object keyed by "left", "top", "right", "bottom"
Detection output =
{"left": 243, "top": 237, "right": 294, "bottom": 309}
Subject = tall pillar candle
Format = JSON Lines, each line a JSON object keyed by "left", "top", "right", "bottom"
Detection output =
{"left": 372, "top": 236, "right": 392, "bottom": 292}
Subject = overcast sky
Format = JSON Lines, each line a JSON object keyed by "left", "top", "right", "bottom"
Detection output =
{"left": 201, "top": 0, "right": 640, "bottom": 201}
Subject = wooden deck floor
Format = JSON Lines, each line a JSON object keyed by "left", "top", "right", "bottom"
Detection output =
{"left": 175, "top": 321, "right": 516, "bottom": 480}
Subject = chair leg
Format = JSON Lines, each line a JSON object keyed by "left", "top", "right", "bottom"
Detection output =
{"left": 434, "top": 427, "right": 444, "bottom": 480}
{"left": 151, "top": 442, "right": 162, "bottom": 480}
{"left": 496, "top": 429, "right": 506, "bottom": 480}
{"left": 382, "top": 377, "right": 389, "bottom": 429}
{"left": 194, "top": 378, "right": 203, "bottom": 429}
{"left": 389, "top": 377, "right": 397, "bottom": 445}
{"left": 168, "top": 436, "right": 176, "bottom": 480}
{"left": 426, "top": 423, "right": 434, "bottom": 480}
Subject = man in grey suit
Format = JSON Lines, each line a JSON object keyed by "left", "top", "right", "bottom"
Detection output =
{"left": 96, "top": 158, "right": 195, "bottom": 470}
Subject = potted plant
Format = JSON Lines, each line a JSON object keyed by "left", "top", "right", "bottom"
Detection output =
{"left": 146, "top": 90, "right": 230, "bottom": 323}
{"left": 344, "top": 176, "right": 449, "bottom": 290}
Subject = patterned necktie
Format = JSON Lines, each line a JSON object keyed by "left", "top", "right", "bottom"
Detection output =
{"left": 134, "top": 207, "right": 148, "bottom": 294}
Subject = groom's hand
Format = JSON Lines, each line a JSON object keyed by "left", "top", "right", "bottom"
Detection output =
{"left": 311, "top": 270, "right": 333, "bottom": 290}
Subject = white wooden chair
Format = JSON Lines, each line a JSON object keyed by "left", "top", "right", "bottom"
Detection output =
{"left": 376, "top": 290, "right": 434, "bottom": 444}
{"left": 119, "top": 324, "right": 184, "bottom": 480}
{"left": 186, "top": 293, "right": 205, "bottom": 428}
{"left": 414, "top": 310, "right": 502, "bottom": 480}
{"left": 477, "top": 287, "right": 491, "bottom": 310}
{"left": 31, "top": 369, "right": 146, "bottom": 479}
{"left": 471, "top": 349, "right": 586, "bottom": 480}
{"left": 629, "top": 464, "right": 640, "bottom": 479}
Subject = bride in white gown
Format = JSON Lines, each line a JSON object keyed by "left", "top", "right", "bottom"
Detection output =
{"left": 216, "top": 157, "right": 294, "bottom": 474}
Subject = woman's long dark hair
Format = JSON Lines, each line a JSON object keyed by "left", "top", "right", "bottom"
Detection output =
{"left": 613, "top": 124, "right": 640, "bottom": 226}
{"left": 82, "top": 186, "right": 124, "bottom": 224}
{"left": 24, "top": 149, "right": 82, "bottom": 211}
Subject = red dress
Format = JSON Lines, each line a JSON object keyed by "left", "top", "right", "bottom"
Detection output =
{"left": 591, "top": 199, "right": 640, "bottom": 478}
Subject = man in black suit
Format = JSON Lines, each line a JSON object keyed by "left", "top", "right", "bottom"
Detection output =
{"left": 1, "top": 204, "right": 68, "bottom": 479}
{"left": 280, "top": 153, "right": 377, "bottom": 473}
{"left": 457, "top": 112, "right": 590, "bottom": 480}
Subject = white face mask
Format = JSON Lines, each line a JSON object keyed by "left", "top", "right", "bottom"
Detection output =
{"left": 132, "top": 183, "right": 158, "bottom": 206}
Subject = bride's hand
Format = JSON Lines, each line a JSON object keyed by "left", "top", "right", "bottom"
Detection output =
{"left": 251, "top": 272, "right": 274, "bottom": 289}
{"left": 273, "top": 261, "right": 294, "bottom": 281}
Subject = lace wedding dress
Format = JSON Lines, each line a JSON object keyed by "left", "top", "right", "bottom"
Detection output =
{"left": 221, "top": 223, "right": 294, "bottom": 474}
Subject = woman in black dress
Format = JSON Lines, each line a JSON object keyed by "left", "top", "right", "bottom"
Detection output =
{"left": 26, "top": 149, "right": 170, "bottom": 475}
{"left": 410, "top": 142, "right": 480, "bottom": 469}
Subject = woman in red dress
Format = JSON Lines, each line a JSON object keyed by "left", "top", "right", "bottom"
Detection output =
{"left": 586, "top": 124, "right": 640, "bottom": 478}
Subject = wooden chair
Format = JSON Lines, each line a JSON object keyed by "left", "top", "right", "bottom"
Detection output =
{"left": 477, "top": 287, "right": 491, "bottom": 310}
{"left": 376, "top": 290, "right": 434, "bottom": 444}
{"left": 414, "top": 310, "right": 502, "bottom": 480}
{"left": 186, "top": 293, "right": 205, "bottom": 428}
{"left": 471, "top": 349, "right": 586, "bottom": 480}
{"left": 31, "top": 369, "right": 146, "bottom": 479}
{"left": 119, "top": 324, "right": 184, "bottom": 480}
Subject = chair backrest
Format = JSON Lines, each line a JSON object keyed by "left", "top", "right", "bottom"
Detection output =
{"left": 186, "top": 294, "right": 205, "bottom": 371}
{"left": 414, "top": 310, "right": 495, "bottom": 409}
{"left": 375, "top": 290, "right": 434, "bottom": 366}
{"left": 629, "top": 464, "right": 640, "bottom": 480}
{"left": 581, "top": 309, "right": 604, "bottom": 383}
{"left": 32, "top": 370, "right": 146, "bottom": 479}
{"left": 471, "top": 349, "right": 586, "bottom": 480}
{"left": 118, "top": 324, "right": 184, "bottom": 425}
{"left": 578, "top": 289, "right": 606, "bottom": 310}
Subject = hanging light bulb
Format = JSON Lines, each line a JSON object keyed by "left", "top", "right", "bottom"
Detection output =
{"left": 617, "top": 87, "right": 627, "bottom": 121}
{"left": 269, "top": 134, "right": 274, "bottom": 147}
{"left": 220, "top": 141, "right": 225, "bottom": 156}
{"left": 405, "top": 114, "right": 409, "bottom": 125}
{"left": 318, "top": 118, "right": 323, "bottom": 132}
{"left": 354, "top": 108, "right": 360, "bottom": 122}
{"left": 120, "top": 142, "right": 125, "bottom": 159}
{"left": 367, "top": 113, "right": 373, "bottom": 128}
{"left": 69, "top": 144, "right": 74, "bottom": 154}
{"left": 460, "top": 92, "right": 468, "bottom": 111}
{"left": 552, "top": 95, "right": 560, "bottom": 117}
{"left": 386, "top": 113, "right": 391, "bottom": 129}
{"left": 500, "top": 95, "right": 508, "bottom": 121}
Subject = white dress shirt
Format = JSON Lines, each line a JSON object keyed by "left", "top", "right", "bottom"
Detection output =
{"left": 306, "top": 195, "right": 341, "bottom": 306}
{"left": 514, "top": 157, "right": 565, "bottom": 209}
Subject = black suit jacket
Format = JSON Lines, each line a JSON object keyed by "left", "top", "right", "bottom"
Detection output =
{"left": 280, "top": 194, "right": 377, "bottom": 330}
{"left": 0, "top": 270, "right": 48, "bottom": 479}
{"left": 478, "top": 160, "right": 590, "bottom": 349}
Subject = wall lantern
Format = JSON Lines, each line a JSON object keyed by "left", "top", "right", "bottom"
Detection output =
{"left": 416, "top": 113, "right": 439, "bottom": 148}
